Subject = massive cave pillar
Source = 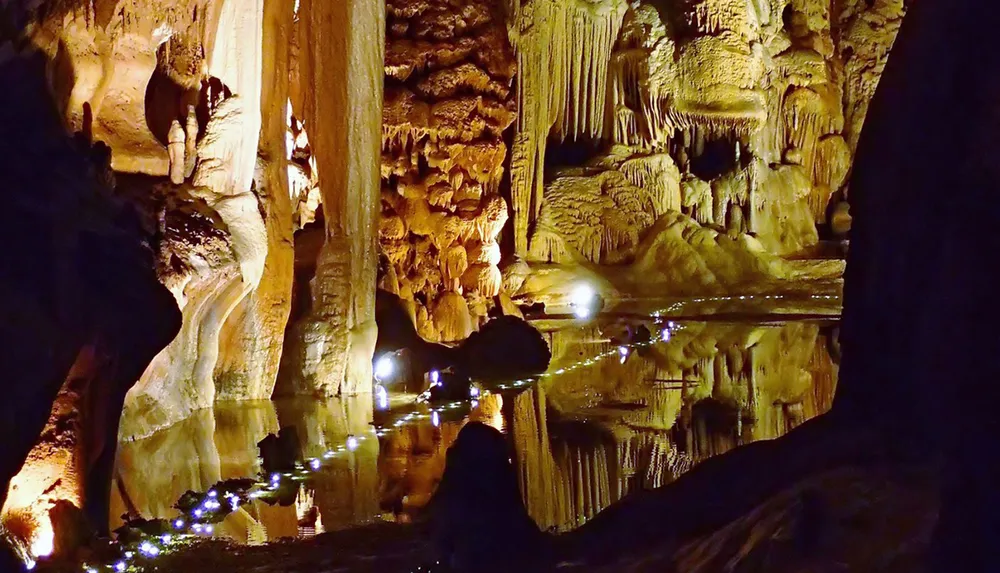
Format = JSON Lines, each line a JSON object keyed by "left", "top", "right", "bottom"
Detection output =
{"left": 831, "top": 0, "right": 1000, "bottom": 569}
{"left": 281, "top": 0, "right": 384, "bottom": 396}
{"left": 214, "top": 0, "right": 295, "bottom": 400}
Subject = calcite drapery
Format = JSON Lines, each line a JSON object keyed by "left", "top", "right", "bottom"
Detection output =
{"left": 507, "top": 0, "right": 904, "bottom": 262}
{"left": 279, "top": 0, "right": 385, "bottom": 396}
{"left": 380, "top": 0, "right": 517, "bottom": 342}
{"left": 506, "top": 0, "right": 629, "bottom": 256}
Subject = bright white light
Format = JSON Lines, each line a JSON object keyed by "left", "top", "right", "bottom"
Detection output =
{"left": 346, "top": 436, "right": 359, "bottom": 451}
{"left": 430, "top": 370, "right": 440, "bottom": 386}
{"left": 573, "top": 305, "right": 592, "bottom": 319}
{"left": 310, "top": 459, "right": 321, "bottom": 470}
{"left": 30, "top": 532, "right": 53, "bottom": 558}
{"left": 375, "top": 384, "right": 389, "bottom": 410}
{"left": 271, "top": 473, "right": 281, "bottom": 483}
{"left": 469, "top": 385, "right": 480, "bottom": 398}
{"left": 570, "top": 284, "right": 596, "bottom": 308}
{"left": 174, "top": 519, "right": 184, "bottom": 529}
{"left": 193, "top": 509, "right": 203, "bottom": 517}
{"left": 618, "top": 346, "right": 628, "bottom": 364}
{"left": 139, "top": 542, "right": 159, "bottom": 557}
{"left": 192, "top": 524, "right": 203, "bottom": 533}
{"left": 25, "top": 559, "right": 35, "bottom": 571}
{"left": 471, "top": 399, "right": 479, "bottom": 408}
{"left": 205, "top": 525, "right": 214, "bottom": 534}
{"left": 207, "top": 490, "right": 217, "bottom": 498}
{"left": 114, "top": 562, "right": 126, "bottom": 572}
{"left": 374, "top": 354, "right": 395, "bottom": 381}
{"left": 661, "top": 328, "right": 671, "bottom": 342}
{"left": 431, "top": 411, "right": 440, "bottom": 427}
{"left": 161, "top": 535, "right": 172, "bottom": 544}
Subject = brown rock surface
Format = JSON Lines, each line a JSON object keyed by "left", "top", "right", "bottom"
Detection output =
{"left": 380, "top": 0, "right": 517, "bottom": 342}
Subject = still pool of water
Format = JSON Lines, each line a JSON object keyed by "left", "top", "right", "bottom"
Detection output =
{"left": 110, "top": 316, "right": 839, "bottom": 543}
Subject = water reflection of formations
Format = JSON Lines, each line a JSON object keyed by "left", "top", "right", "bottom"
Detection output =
{"left": 110, "top": 320, "right": 837, "bottom": 540}
{"left": 516, "top": 320, "right": 838, "bottom": 531}
{"left": 111, "top": 397, "right": 380, "bottom": 542}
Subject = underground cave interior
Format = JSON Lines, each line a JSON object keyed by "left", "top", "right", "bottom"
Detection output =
{"left": 5, "top": 0, "right": 995, "bottom": 571}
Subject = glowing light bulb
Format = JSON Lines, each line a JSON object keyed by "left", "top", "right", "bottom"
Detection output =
{"left": 207, "top": 490, "right": 217, "bottom": 498}
{"left": 573, "top": 305, "right": 592, "bottom": 319}
{"left": 30, "top": 531, "right": 53, "bottom": 558}
{"left": 114, "top": 562, "right": 126, "bottom": 572}
{"left": 661, "top": 328, "right": 671, "bottom": 342}
{"left": 375, "top": 384, "right": 389, "bottom": 410}
{"left": 374, "top": 354, "right": 395, "bottom": 381}
{"left": 469, "top": 385, "right": 480, "bottom": 398}
{"left": 161, "top": 535, "right": 172, "bottom": 544}
{"left": 310, "top": 459, "right": 321, "bottom": 470}
{"left": 192, "top": 524, "right": 203, "bottom": 533}
{"left": 570, "top": 284, "right": 596, "bottom": 308}
{"left": 25, "top": 559, "right": 35, "bottom": 571}
{"left": 193, "top": 509, "right": 203, "bottom": 518}
{"left": 174, "top": 519, "right": 184, "bottom": 529}
{"left": 431, "top": 411, "right": 440, "bottom": 427}
{"left": 618, "top": 346, "right": 628, "bottom": 364}
{"left": 346, "top": 436, "right": 359, "bottom": 451}
{"left": 205, "top": 525, "right": 214, "bottom": 534}
{"left": 430, "top": 370, "right": 440, "bottom": 386}
{"left": 271, "top": 473, "right": 281, "bottom": 483}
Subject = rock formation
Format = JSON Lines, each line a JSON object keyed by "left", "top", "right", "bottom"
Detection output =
{"left": 277, "top": 0, "right": 385, "bottom": 396}
{"left": 380, "top": 0, "right": 517, "bottom": 342}
{"left": 0, "top": 53, "right": 181, "bottom": 564}
{"left": 0, "top": 0, "right": 916, "bottom": 567}
{"left": 507, "top": 0, "right": 903, "bottom": 304}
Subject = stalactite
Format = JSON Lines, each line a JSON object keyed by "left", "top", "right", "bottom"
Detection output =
{"left": 506, "top": 0, "right": 629, "bottom": 255}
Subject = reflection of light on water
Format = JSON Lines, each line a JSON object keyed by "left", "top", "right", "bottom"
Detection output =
{"left": 618, "top": 346, "right": 629, "bottom": 363}
{"left": 375, "top": 384, "right": 389, "bottom": 410}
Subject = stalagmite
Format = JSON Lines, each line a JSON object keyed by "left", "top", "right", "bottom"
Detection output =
{"left": 168, "top": 120, "right": 186, "bottom": 185}
{"left": 280, "top": 0, "right": 385, "bottom": 396}
{"left": 184, "top": 105, "right": 199, "bottom": 178}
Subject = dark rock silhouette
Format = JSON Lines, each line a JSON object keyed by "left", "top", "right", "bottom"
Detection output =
{"left": 428, "top": 422, "right": 546, "bottom": 572}
{"left": 376, "top": 290, "right": 551, "bottom": 385}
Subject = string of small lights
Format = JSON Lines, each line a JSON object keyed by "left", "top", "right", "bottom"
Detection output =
{"left": 75, "top": 290, "right": 838, "bottom": 573}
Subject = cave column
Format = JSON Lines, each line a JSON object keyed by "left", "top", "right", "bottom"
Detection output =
{"left": 214, "top": 0, "right": 296, "bottom": 401}
{"left": 287, "top": 0, "right": 384, "bottom": 396}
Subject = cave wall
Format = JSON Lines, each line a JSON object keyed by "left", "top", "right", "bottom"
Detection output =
{"left": 379, "top": 0, "right": 517, "bottom": 343}
{"left": 506, "top": 0, "right": 904, "bottom": 265}
{"left": 0, "top": 52, "right": 181, "bottom": 563}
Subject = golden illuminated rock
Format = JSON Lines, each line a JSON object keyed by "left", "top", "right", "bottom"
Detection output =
{"left": 278, "top": 0, "right": 385, "bottom": 396}
{"left": 380, "top": 0, "right": 517, "bottom": 342}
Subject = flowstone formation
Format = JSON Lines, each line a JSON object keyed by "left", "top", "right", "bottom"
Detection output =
{"left": 380, "top": 0, "right": 517, "bottom": 342}
{"left": 506, "top": 0, "right": 904, "bottom": 303}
